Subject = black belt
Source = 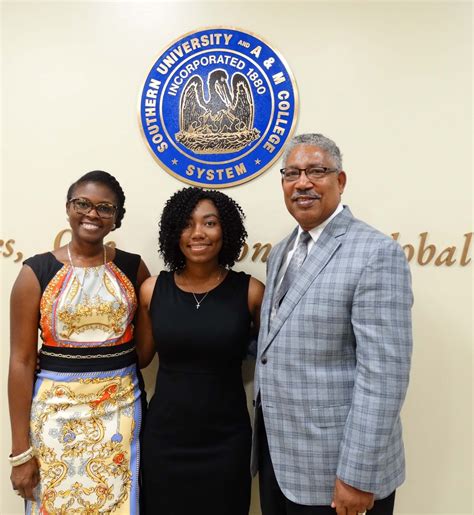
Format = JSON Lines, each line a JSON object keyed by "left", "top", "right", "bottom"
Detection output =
{"left": 38, "top": 341, "right": 137, "bottom": 373}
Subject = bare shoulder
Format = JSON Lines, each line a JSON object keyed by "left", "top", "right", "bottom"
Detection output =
{"left": 248, "top": 276, "right": 265, "bottom": 302}
{"left": 10, "top": 264, "right": 42, "bottom": 317}
{"left": 12, "top": 264, "right": 41, "bottom": 296}
{"left": 139, "top": 275, "right": 158, "bottom": 305}
{"left": 137, "top": 259, "right": 151, "bottom": 287}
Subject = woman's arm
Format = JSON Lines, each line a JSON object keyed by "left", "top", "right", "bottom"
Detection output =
{"left": 8, "top": 265, "right": 42, "bottom": 500}
{"left": 248, "top": 276, "right": 265, "bottom": 334}
{"left": 135, "top": 276, "right": 158, "bottom": 369}
{"left": 136, "top": 259, "right": 151, "bottom": 288}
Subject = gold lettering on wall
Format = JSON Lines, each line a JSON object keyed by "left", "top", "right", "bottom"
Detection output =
{"left": 251, "top": 243, "right": 272, "bottom": 262}
{"left": 238, "top": 243, "right": 249, "bottom": 261}
{"left": 460, "top": 232, "right": 472, "bottom": 266}
{"left": 2, "top": 231, "right": 472, "bottom": 267}
{"left": 53, "top": 229, "right": 72, "bottom": 250}
{"left": 0, "top": 239, "right": 23, "bottom": 262}
{"left": 53, "top": 229, "right": 116, "bottom": 250}
{"left": 237, "top": 242, "right": 272, "bottom": 263}
{"left": 391, "top": 232, "right": 472, "bottom": 267}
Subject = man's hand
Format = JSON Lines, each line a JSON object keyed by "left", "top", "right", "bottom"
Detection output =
{"left": 331, "top": 478, "right": 374, "bottom": 515}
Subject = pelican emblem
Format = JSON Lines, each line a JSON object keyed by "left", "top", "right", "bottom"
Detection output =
{"left": 140, "top": 27, "right": 298, "bottom": 187}
{"left": 175, "top": 69, "right": 260, "bottom": 154}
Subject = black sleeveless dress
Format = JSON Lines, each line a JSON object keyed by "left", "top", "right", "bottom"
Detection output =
{"left": 141, "top": 270, "right": 252, "bottom": 515}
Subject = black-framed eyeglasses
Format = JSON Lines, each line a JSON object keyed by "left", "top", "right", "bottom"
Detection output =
{"left": 280, "top": 167, "right": 339, "bottom": 182}
{"left": 68, "top": 197, "right": 117, "bottom": 219}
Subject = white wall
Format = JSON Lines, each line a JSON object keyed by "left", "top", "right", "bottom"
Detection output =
{"left": 1, "top": 2, "right": 472, "bottom": 514}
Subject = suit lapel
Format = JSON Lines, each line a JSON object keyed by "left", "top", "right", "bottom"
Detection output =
{"left": 262, "top": 207, "right": 353, "bottom": 353}
{"left": 259, "top": 229, "right": 297, "bottom": 339}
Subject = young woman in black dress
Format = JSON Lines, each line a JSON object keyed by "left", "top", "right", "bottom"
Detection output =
{"left": 136, "top": 187, "right": 264, "bottom": 515}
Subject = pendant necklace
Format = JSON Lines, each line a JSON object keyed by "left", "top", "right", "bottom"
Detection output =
{"left": 67, "top": 243, "right": 107, "bottom": 298}
{"left": 182, "top": 268, "right": 222, "bottom": 310}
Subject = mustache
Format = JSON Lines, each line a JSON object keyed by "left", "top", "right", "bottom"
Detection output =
{"left": 291, "top": 191, "right": 321, "bottom": 201}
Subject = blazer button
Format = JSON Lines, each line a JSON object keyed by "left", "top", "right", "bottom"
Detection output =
{"left": 261, "top": 356, "right": 267, "bottom": 365}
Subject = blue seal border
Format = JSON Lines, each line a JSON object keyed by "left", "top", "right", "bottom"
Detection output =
{"left": 138, "top": 26, "right": 299, "bottom": 188}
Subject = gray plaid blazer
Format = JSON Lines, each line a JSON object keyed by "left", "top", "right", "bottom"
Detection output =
{"left": 251, "top": 206, "right": 413, "bottom": 505}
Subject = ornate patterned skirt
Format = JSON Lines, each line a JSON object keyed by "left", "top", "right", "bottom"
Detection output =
{"left": 27, "top": 342, "right": 143, "bottom": 514}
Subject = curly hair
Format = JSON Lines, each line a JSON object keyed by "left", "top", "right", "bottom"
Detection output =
{"left": 66, "top": 171, "right": 126, "bottom": 230}
{"left": 159, "top": 187, "right": 247, "bottom": 271}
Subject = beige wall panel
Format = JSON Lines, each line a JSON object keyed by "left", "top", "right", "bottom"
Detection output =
{"left": 1, "top": 2, "right": 471, "bottom": 514}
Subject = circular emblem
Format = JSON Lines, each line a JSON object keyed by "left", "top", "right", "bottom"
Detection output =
{"left": 139, "top": 27, "right": 298, "bottom": 188}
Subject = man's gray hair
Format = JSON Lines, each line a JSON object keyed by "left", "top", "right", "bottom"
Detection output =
{"left": 282, "top": 133, "right": 343, "bottom": 170}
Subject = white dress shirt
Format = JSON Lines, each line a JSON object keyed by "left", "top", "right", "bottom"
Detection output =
{"left": 270, "top": 203, "right": 344, "bottom": 319}
{"left": 278, "top": 202, "right": 344, "bottom": 286}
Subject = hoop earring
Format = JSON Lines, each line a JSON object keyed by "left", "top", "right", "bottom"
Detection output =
{"left": 112, "top": 224, "right": 116, "bottom": 230}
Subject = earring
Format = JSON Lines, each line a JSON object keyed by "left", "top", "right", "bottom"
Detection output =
{"left": 112, "top": 224, "right": 116, "bottom": 230}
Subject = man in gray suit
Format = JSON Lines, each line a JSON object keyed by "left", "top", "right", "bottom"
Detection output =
{"left": 252, "top": 133, "right": 413, "bottom": 515}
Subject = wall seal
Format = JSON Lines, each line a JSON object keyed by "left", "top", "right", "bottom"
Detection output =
{"left": 139, "top": 27, "right": 298, "bottom": 187}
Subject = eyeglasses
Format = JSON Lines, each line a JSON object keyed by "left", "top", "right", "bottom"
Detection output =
{"left": 68, "top": 197, "right": 117, "bottom": 219}
{"left": 280, "top": 167, "right": 339, "bottom": 182}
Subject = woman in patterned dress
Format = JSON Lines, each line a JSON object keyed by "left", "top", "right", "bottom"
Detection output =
{"left": 8, "top": 171, "right": 149, "bottom": 514}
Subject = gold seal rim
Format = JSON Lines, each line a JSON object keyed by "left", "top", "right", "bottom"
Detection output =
{"left": 137, "top": 25, "right": 299, "bottom": 189}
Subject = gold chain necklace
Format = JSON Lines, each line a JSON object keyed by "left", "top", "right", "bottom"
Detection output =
{"left": 181, "top": 268, "right": 222, "bottom": 310}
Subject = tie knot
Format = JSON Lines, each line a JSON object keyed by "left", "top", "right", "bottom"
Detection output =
{"left": 298, "top": 231, "right": 311, "bottom": 246}
{"left": 273, "top": 230, "right": 312, "bottom": 310}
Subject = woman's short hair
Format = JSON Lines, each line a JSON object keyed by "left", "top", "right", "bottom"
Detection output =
{"left": 67, "top": 170, "right": 126, "bottom": 230}
{"left": 159, "top": 187, "right": 247, "bottom": 271}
